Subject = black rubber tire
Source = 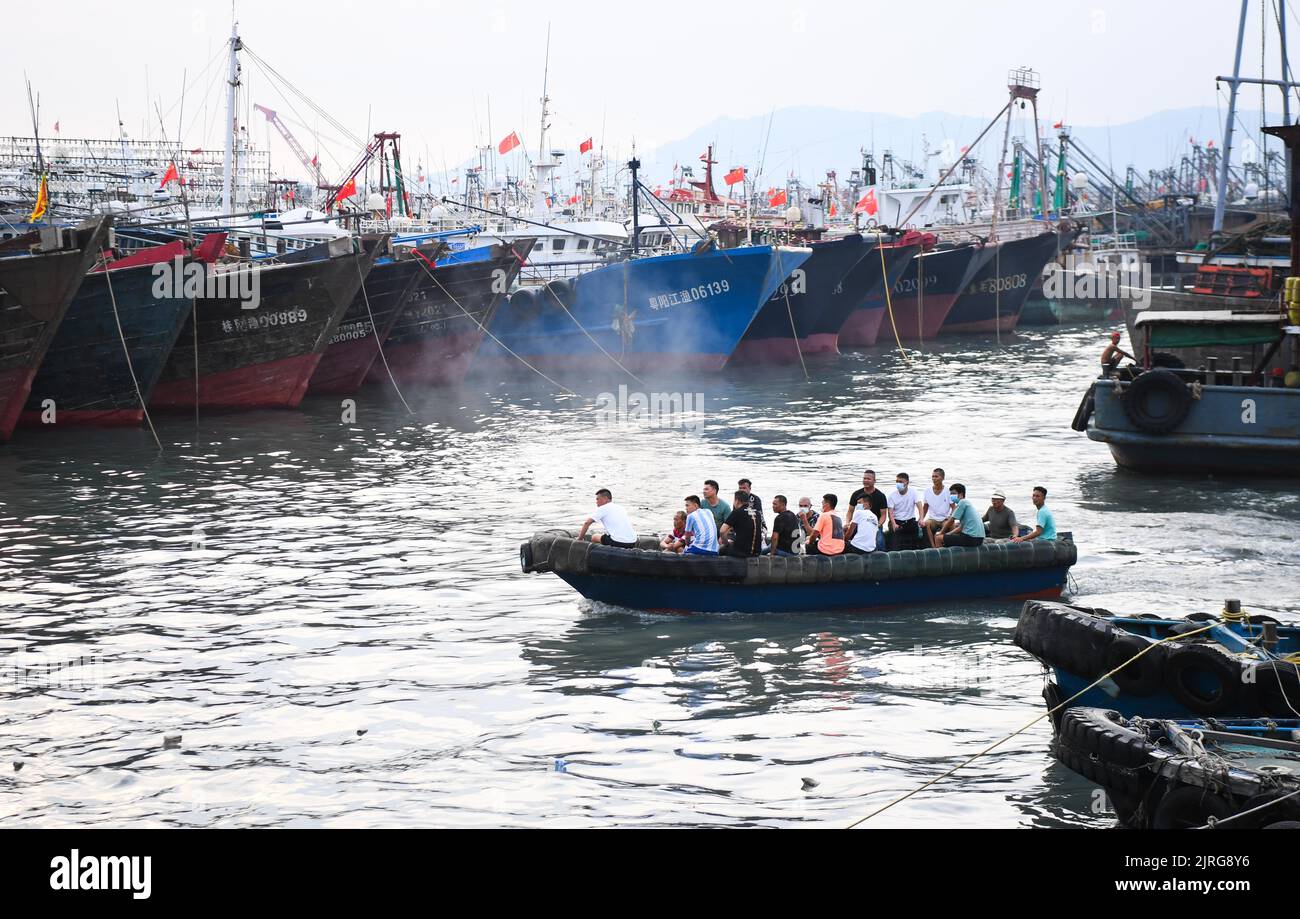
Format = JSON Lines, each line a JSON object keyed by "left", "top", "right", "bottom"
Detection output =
{"left": 520, "top": 541, "right": 534, "bottom": 572}
{"left": 1015, "top": 602, "right": 1115, "bottom": 680}
{"left": 1254, "top": 661, "right": 1300, "bottom": 718}
{"left": 1054, "top": 708, "right": 1155, "bottom": 797}
{"left": 1262, "top": 821, "right": 1300, "bottom": 829}
{"left": 1121, "top": 369, "right": 1193, "bottom": 434}
{"left": 1105, "top": 633, "right": 1166, "bottom": 697}
{"left": 1070, "top": 382, "right": 1097, "bottom": 432}
{"left": 1239, "top": 791, "right": 1300, "bottom": 827}
{"left": 1152, "top": 785, "right": 1233, "bottom": 829}
{"left": 508, "top": 285, "right": 542, "bottom": 322}
{"left": 1150, "top": 351, "right": 1186, "bottom": 369}
{"left": 1044, "top": 680, "right": 1067, "bottom": 734}
{"left": 1164, "top": 643, "right": 1246, "bottom": 716}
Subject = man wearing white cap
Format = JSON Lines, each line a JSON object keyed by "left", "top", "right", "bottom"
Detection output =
{"left": 981, "top": 489, "right": 1019, "bottom": 541}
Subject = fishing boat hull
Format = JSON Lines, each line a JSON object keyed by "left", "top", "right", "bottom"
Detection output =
{"left": 889, "top": 243, "right": 992, "bottom": 340}
{"left": 373, "top": 241, "right": 530, "bottom": 388}
{"left": 20, "top": 260, "right": 195, "bottom": 427}
{"left": 943, "top": 230, "right": 1067, "bottom": 334}
{"left": 150, "top": 241, "right": 371, "bottom": 410}
{"left": 732, "top": 235, "right": 872, "bottom": 362}
{"left": 523, "top": 531, "right": 1075, "bottom": 614}
{"left": 838, "top": 243, "right": 922, "bottom": 347}
{"left": 480, "top": 245, "right": 811, "bottom": 374}
{"left": 0, "top": 218, "right": 111, "bottom": 441}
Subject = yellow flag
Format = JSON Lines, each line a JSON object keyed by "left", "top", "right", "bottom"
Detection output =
{"left": 28, "top": 174, "right": 48, "bottom": 223}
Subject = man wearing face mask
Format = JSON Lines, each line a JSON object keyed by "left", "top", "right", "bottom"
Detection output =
{"left": 886, "top": 472, "right": 922, "bottom": 550}
{"left": 936, "top": 483, "right": 985, "bottom": 548}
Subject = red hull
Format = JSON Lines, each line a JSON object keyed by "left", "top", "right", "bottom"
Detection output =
{"left": 728, "top": 337, "right": 803, "bottom": 364}
{"left": 370, "top": 330, "right": 485, "bottom": 388}
{"left": 838, "top": 307, "right": 887, "bottom": 347}
{"left": 799, "top": 332, "right": 840, "bottom": 357}
{"left": 0, "top": 366, "right": 38, "bottom": 442}
{"left": 310, "top": 337, "right": 383, "bottom": 396}
{"left": 888, "top": 293, "right": 959, "bottom": 341}
{"left": 18, "top": 407, "right": 145, "bottom": 428}
{"left": 149, "top": 353, "right": 323, "bottom": 410}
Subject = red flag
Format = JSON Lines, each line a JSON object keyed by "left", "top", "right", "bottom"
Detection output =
{"left": 54, "top": 121, "right": 60, "bottom": 134}
{"left": 769, "top": 189, "right": 787, "bottom": 207}
{"left": 160, "top": 162, "right": 179, "bottom": 187}
{"left": 1207, "top": 139, "right": 1214, "bottom": 148}
{"left": 829, "top": 202, "right": 837, "bottom": 217}
{"left": 336, "top": 177, "right": 358, "bottom": 201}
{"left": 1052, "top": 120, "right": 1063, "bottom": 129}
{"left": 854, "top": 188, "right": 878, "bottom": 216}
{"left": 579, "top": 137, "right": 593, "bottom": 154}
{"left": 723, "top": 167, "right": 745, "bottom": 186}
{"left": 311, "top": 154, "right": 319, "bottom": 168}
{"left": 567, "top": 194, "right": 580, "bottom": 204}
{"left": 498, "top": 131, "right": 521, "bottom": 154}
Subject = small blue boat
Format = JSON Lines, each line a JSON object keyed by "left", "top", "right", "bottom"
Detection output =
{"left": 521, "top": 531, "right": 1076, "bottom": 614}
{"left": 479, "top": 245, "right": 811, "bottom": 373}
{"left": 1015, "top": 599, "right": 1300, "bottom": 723}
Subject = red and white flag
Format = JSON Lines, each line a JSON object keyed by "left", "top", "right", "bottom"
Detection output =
{"left": 498, "top": 131, "right": 521, "bottom": 155}
{"left": 723, "top": 167, "right": 745, "bottom": 186}
{"left": 579, "top": 137, "right": 593, "bottom": 154}
{"left": 854, "top": 187, "right": 878, "bottom": 216}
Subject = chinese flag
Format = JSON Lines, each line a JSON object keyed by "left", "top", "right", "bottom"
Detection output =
{"left": 499, "top": 131, "right": 521, "bottom": 154}
{"left": 160, "top": 162, "right": 179, "bottom": 186}
{"left": 829, "top": 202, "right": 837, "bottom": 217}
{"left": 336, "top": 177, "right": 358, "bottom": 201}
{"left": 568, "top": 194, "right": 580, "bottom": 204}
{"left": 1052, "top": 120, "right": 1063, "bottom": 129}
{"left": 769, "top": 189, "right": 787, "bottom": 207}
{"left": 854, "top": 188, "right": 878, "bottom": 216}
{"left": 724, "top": 167, "right": 745, "bottom": 186}
{"left": 579, "top": 137, "right": 593, "bottom": 154}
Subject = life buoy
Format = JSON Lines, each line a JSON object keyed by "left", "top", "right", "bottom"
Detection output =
{"left": 1152, "top": 785, "right": 1233, "bottom": 829}
{"left": 1122, "top": 369, "right": 1193, "bottom": 434}
{"left": 1164, "top": 643, "right": 1245, "bottom": 715}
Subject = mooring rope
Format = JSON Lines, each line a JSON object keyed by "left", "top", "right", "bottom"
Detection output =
{"left": 355, "top": 255, "right": 414, "bottom": 415}
{"left": 102, "top": 266, "right": 163, "bottom": 451}
{"left": 1197, "top": 787, "right": 1300, "bottom": 830}
{"left": 877, "top": 233, "right": 911, "bottom": 367}
{"left": 541, "top": 277, "right": 646, "bottom": 387}
{"left": 783, "top": 285, "right": 810, "bottom": 382}
{"left": 846, "top": 621, "right": 1217, "bottom": 828}
{"left": 409, "top": 250, "right": 577, "bottom": 397}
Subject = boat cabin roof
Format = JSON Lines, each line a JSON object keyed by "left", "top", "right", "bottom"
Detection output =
{"left": 1134, "top": 310, "right": 1284, "bottom": 348}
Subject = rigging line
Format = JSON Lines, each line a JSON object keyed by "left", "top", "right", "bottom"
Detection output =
{"left": 878, "top": 233, "right": 911, "bottom": 366}
{"left": 846, "top": 622, "right": 1218, "bottom": 828}
{"left": 243, "top": 55, "right": 350, "bottom": 176}
{"left": 102, "top": 264, "right": 163, "bottom": 451}
{"left": 355, "top": 252, "right": 414, "bottom": 415}
{"left": 408, "top": 249, "right": 577, "bottom": 397}
{"left": 241, "top": 46, "right": 364, "bottom": 148}
{"left": 1198, "top": 787, "right": 1300, "bottom": 829}
{"left": 783, "top": 285, "right": 810, "bottom": 382}
{"left": 900, "top": 100, "right": 1012, "bottom": 228}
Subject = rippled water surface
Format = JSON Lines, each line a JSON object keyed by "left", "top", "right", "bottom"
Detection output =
{"left": 3, "top": 323, "right": 1298, "bottom": 828}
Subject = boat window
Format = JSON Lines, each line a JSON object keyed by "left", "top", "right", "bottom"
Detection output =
{"left": 577, "top": 238, "right": 590, "bottom": 251}
{"left": 551, "top": 239, "right": 565, "bottom": 253}
{"left": 532, "top": 241, "right": 543, "bottom": 252}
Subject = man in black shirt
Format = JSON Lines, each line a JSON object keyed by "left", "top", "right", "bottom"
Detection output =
{"left": 768, "top": 495, "right": 799, "bottom": 557}
{"left": 847, "top": 469, "right": 888, "bottom": 532}
{"left": 721, "top": 489, "right": 763, "bottom": 557}
{"left": 737, "top": 477, "right": 766, "bottom": 537}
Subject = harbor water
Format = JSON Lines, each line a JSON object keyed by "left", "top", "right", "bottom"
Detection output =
{"left": 3, "top": 324, "right": 1298, "bottom": 828}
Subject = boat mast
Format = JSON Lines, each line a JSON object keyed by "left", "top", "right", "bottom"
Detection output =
{"left": 538, "top": 24, "right": 550, "bottom": 164}
{"left": 222, "top": 17, "right": 242, "bottom": 217}
{"left": 1213, "top": 0, "right": 1250, "bottom": 236}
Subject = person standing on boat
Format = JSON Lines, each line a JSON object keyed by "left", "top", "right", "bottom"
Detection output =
{"left": 683, "top": 495, "right": 720, "bottom": 555}
{"left": 920, "top": 468, "right": 955, "bottom": 549}
{"left": 802, "top": 494, "right": 845, "bottom": 556}
{"left": 701, "top": 480, "right": 731, "bottom": 529}
{"left": 886, "top": 472, "right": 922, "bottom": 550}
{"left": 769, "top": 496, "right": 800, "bottom": 557}
{"left": 1012, "top": 487, "right": 1057, "bottom": 543}
{"left": 721, "top": 490, "right": 763, "bottom": 558}
{"left": 578, "top": 488, "right": 638, "bottom": 548}
{"left": 981, "top": 490, "right": 1019, "bottom": 541}
{"left": 936, "top": 484, "right": 985, "bottom": 548}
{"left": 737, "top": 478, "right": 766, "bottom": 538}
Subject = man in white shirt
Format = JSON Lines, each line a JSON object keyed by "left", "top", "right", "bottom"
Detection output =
{"left": 886, "top": 472, "right": 922, "bottom": 549}
{"left": 845, "top": 493, "right": 879, "bottom": 554}
{"left": 919, "top": 467, "right": 954, "bottom": 549}
{"left": 578, "top": 488, "right": 638, "bottom": 548}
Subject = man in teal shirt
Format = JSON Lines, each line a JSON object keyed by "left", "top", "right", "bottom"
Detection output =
{"left": 937, "top": 483, "right": 985, "bottom": 547}
{"left": 1013, "top": 486, "right": 1056, "bottom": 542}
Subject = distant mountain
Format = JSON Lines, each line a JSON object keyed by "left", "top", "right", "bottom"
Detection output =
{"left": 643, "top": 105, "right": 1283, "bottom": 185}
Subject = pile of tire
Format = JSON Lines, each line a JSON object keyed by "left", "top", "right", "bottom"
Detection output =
{"left": 1053, "top": 707, "right": 1300, "bottom": 829}
{"left": 1014, "top": 600, "right": 1300, "bottom": 719}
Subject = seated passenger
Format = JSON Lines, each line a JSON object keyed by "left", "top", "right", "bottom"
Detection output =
{"left": 768, "top": 495, "right": 799, "bottom": 557}
{"left": 886, "top": 472, "right": 923, "bottom": 550}
{"left": 577, "top": 488, "right": 638, "bottom": 548}
{"left": 1012, "top": 486, "right": 1057, "bottom": 543}
{"left": 920, "top": 467, "right": 954, "bottom": 549}
{"left": 981, "top": 489, "right": 1019, "bottom": 541}
{"left": 701, "top": 480, "right": 731, "bottom": 529}
{"left": 660, "top": 511, "right": 688, "bottom": 554}
{"left": 720, "top": 490, "right": 763, "bottom": 557}
{"left": 845, "top": 493, "right": 879, "bottom": 555}
{"left": 802, "top": 494, "right": 845, "bottom": 556}
{"left": 682, "top": 495, "right": 720, "bottom": 556}
{"left": 937, "top": 483, "right": 985, "bottom": 548}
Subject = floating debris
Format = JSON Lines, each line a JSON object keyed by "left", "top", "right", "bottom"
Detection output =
{"left": 801, "top": 777, "right": 820, "bottom": 791}
{"left": 163, "top": 735, "right": 182, "bottom": 749}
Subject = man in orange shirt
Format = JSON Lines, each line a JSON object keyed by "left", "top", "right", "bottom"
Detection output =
{"left": 800, "top": 494, "right": 845, "bottom": 556}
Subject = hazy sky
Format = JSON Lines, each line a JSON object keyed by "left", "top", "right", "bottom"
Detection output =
{"left": 3, "top": 0, "right": 1293, "bottom": 180}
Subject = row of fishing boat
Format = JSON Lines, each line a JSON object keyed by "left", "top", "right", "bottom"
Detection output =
{"left": 0, "top": 210, "right": 1074, "bottom": 442}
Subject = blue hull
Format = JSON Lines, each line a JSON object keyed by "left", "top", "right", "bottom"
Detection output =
{"left": 557, "top": 565, "right": 1069, "bottom": 614}
{"left": 480, "top": 245, "right": 810, "bottom": 372}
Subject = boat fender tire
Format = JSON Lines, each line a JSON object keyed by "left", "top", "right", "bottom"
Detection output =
{"left": 1043, "top": 680, "right": 1067, "bottom": 734}
{"left": 890, "top": 550, "right": 922, "bottom": 579}
{"left": 836, "top": 554, "right": 865, "bottom": 581}
{"left": 950, "top": 548, "right": 979, "bottom": 574}
{"left": 1239, "top": 791, "right": 1300, "bottom": 827}
{"left": 1152, "top": 786, "right": 1234, "bottom": 830}
{"left": 543, "top": 278, "right": 576, "bottom": 309}
{"left": 1253, "top": 661, "right": 1300, "bottom": 718}
{"left": 1007, "top": 543, "right": 1036, "bottom": 570}
{"left": 520, "top": 541, "right": 535, "bottom": 573}
{"left": 921, "top": 550, "right": 946, "bottom": 578}
{"left": 1040, "top": 610, "right": 1116, "bottom": 679}
{"left": 1261, "top": 821, "right": 1300, "bottom": 829}
{"left": 865, "top": 551, "right": 893, "bottom": 580}
{"left": 1070, "top": 382, "right": 1097, "bottom": 432}
{"left": 509, "top": 286, "right": 542, "bottom": 322}
{"left": 1164, "top": 643, "right": 1246, "bottom": 716}
{"left": 780, "top": 556, "right": 804, "bottom": 585}
{"left": 1054, "top": 708, "right": 1154, "bottom": 796}
{"left": 805, "top": 556, "right": 831, "bottom": 583}
{"left": 1104, "top": 634, "right": 1166, "bottom": 697}
{"left": 980, "top": 542, "right": 1009, "bottom": 571}
{"left": 1150, "top": 351, "right": 1186, "bottom": 369}
{"left": 1029, "top": 540, "right": 1059, "bottom": 568}
{"left": 1121, "top": 369, "right": 1193, "bottom": 434}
